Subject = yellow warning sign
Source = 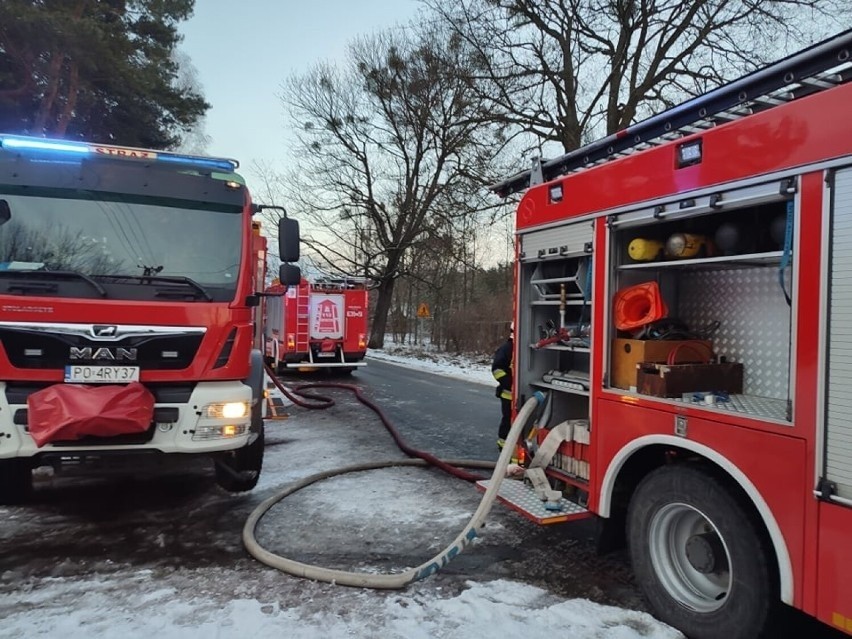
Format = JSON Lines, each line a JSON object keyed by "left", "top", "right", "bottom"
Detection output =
{"left": 417, "top": 303, "right": 431, "bottom": 318}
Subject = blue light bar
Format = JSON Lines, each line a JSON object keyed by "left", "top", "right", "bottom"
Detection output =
{"left": 156, "top": 153, "right": 238, "bottom": 172}
{"left": 0, "top": 134, "right": 239, "bottom": 172}
{"left": 1, "top": 136, "right": 89, "bottom": 155}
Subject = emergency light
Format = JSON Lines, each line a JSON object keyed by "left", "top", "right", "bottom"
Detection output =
{"left": 0, "top": 134, "right": 239, "bottom": 172}
{"left": 549, "top": 183, "right": 564, "bottom": 203}
{"left": 676, "top": 138, "right": 703, "bottom": 168}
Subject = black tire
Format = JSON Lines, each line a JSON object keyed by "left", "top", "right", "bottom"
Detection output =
{"left": 626, "top": 464, "right": 775, "bottom": 639}
{"left": 214, "top": 401, "right": 264, "bottom": 493}
{"left": 0, "top": 458, "right": 33, "bottom": 505}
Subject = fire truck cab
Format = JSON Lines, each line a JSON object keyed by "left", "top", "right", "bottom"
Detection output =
{"left": 0, "top": 135, "right": 300, "bottom": 503}
{"left": 489, "top": 30, "right": 852, "bottom": 639}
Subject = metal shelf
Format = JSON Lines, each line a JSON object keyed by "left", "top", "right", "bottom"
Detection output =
{"left": 531, "top": 380, "right": 590, "bottom": 396}
{"left": 531, "top": 300, "right": 592, "bottom": 306}
{"left": 531, "top": 276, "right": 580, "bottom": 285}
{"left": 531, "top": 343, "right": 590, "bottom": 353}
{"left": 618, "top": 250, "right": 784, "bottom": 271}
{"left": 670, "top": 392, "right": 789, "bottom": 422}
{"left": 607, "top": 388, "right": 790, "bottom": 423}
{"left": 535, "top": 292, "right": 586, "bottom": 300}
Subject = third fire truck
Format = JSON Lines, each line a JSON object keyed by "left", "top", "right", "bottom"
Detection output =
{"left": 263, "top": 276, "right": 369, "bottom": 374}
{"left": 487, "top": 29, "right": 852, "bottom": 639}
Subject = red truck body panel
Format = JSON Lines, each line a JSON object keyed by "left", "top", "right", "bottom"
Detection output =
{"left": 505, "top": 34, "right": 852, "bottom": 636}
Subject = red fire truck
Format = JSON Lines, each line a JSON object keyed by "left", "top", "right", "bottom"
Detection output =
{"left": 488, "top": 30, "right": 852, "bottom": 639}
{"left": 0, "top": 135, "right": 300, "bottom": 504}
{"left": 263, "top": 276, "right": 369, "bottom": 373}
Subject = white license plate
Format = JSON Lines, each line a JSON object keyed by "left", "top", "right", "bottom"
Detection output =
{"left": 64, "top": 365, "right": 140, "bottom": 384}
{"left": 316, "top": 352, "right": 336, "bottom": 358}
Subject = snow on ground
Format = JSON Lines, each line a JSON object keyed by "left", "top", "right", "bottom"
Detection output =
{"left": 2, "top": 575, "right": 679, "bottom": 639}
{"left": 366, "top": 342, "right": 496, "bottom": 387}
{"left": 0, "top": 343, "right": 682, "bottom": 639}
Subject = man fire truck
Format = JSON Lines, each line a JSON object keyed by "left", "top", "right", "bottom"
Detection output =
{"left": 487, "top": 30, "right": 852, "bottom": 639}
{"left": 0, "top": 135, "right": 300, "bottom": 504}
{"left": 264, "top": 275, "right": 369, "bottom": 374}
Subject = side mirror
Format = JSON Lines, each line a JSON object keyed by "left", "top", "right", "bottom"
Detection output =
{"left": 279, "top": 263, "right": 301, "bottom": 286}
{"left": 0, "top": 200, "right": 10, "bottom": 226}
{"left": 278, "top": 217, "right": 300, "bottom": 262}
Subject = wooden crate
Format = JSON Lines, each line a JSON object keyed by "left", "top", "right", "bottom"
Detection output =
{"left": 636, "top": 362, "right": 744, "bottom": 398}
{"left": 611, "top": 338, "right": 713, "bottom": 390}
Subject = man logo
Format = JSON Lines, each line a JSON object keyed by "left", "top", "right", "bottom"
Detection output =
{"left": 69, "top": 347, "right": 138, "bottom": 361}
{"left": 92, "top": 325, "right": 118, "bottom": 337}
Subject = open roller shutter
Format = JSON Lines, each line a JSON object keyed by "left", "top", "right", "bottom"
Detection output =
{"left": 825, "top": 166, "right": 852, "bottom": 500}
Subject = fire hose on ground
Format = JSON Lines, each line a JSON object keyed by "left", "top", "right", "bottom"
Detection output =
{"left": 242, "top": 362, "right": 545, "bottom": 589}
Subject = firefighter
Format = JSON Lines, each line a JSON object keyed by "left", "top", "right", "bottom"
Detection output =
{"left": 491, "top": 322, "right": 513, "bottom": 452}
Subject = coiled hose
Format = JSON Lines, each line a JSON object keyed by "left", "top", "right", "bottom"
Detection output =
{"left": 243, "top": 364, "right": 545, "bottom": 588}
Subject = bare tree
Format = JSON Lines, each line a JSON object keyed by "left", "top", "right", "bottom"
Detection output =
{"left": 279, "top": 23, "right": 509, "bottom": 348}
{"left": 172, "top": 50, "right": 212, "bottom": 154}
{"left": 425, "top": 0, "right": 845, "bottom": 156}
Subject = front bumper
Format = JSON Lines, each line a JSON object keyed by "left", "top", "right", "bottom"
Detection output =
{"left": 0, "top": 380, "right": 254, "bottom": 460}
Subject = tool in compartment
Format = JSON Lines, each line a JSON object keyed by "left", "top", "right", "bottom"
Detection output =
{"left": 542, "top": 369, "right": 590, "bottom": 391}
{"left": 628, "top": 237, "right": 665, "bottom": 262}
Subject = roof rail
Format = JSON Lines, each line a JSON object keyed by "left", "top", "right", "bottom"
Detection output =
{"left": 491, "top": 28, "right": 852, "bottom": 198}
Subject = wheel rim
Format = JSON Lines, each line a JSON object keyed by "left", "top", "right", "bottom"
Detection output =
{"left": 647, "top": 502, "right": 732, "bottom": 613}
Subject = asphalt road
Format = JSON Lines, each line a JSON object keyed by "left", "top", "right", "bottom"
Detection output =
{"left": 346, "top": 358, "right": 500, "bottom": 461}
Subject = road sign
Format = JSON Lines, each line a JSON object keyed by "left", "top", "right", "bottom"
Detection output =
{"left": 417, "top": 303, "right": 431, "bottom": 318}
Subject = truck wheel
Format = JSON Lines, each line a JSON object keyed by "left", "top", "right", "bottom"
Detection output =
{"left": 626, "top": 464, "right": 774, "bottom": 639}
{"left": 214, "top": 401, "right": 264, "bottom": 493}
{"left": 0, "top": 458, "right": 33, "bottom": 505}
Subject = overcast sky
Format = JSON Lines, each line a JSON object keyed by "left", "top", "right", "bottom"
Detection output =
{"left": 179, "top": 0, "right": 421, "bottom": 182}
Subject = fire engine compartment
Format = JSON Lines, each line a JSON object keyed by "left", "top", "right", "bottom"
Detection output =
{"left": 608, "top": 193, "right": 793, "bottom": 422}
{"left": 518, "top": 179, "right": 796, "bottom": 442}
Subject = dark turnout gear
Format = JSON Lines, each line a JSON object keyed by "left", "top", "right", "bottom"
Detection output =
{"left": 492, "top": 336, "right": 513, "bottom": 441}
{"left": 492, "top": 338, "right": 513, "bottom": 400}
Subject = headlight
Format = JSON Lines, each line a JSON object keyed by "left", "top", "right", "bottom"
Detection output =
{"left": 204, "top": 401, "right": 249, "bottom": 419}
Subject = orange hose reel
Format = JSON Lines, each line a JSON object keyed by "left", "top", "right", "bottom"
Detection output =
{"left": 613, "top": 281, "right": 668, "bottom": 330}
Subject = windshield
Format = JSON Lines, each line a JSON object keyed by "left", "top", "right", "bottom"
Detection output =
{"left": 0, "top": 187, "right": 243, "bottom": 302}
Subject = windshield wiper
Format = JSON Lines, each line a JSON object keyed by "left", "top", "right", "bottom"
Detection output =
{"left": 93, "top": 274, "right": 213, "bottom": 301}
{"left": 0, "top": 269, "right": 108, "bottom": 298}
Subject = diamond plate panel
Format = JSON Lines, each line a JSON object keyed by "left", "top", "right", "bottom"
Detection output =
{"left": 671, "top": 393, "right": 788, "bottom": 422}
{"left": 678, "top": 267, "right": 791, "bottom": 399}
{"left": 476, "top": 479, "right": 589, "bottom": 525}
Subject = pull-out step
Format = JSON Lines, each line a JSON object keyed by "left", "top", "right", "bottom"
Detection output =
{"left": 476, "top": 479, "right": 591, "bottom": 525}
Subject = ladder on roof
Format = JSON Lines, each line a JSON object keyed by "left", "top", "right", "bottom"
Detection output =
{"left": 491, "top": 28, "right": 852, "bottom": 198}
{"left": 312, "top": 275, "right": 370, "bottom": 290}
{"left": 295, "top": 285, "right": 310, "bottom": 352}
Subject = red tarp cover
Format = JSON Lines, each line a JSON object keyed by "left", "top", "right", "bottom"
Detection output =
{"left": 27, "top": 382, "right": 155, "bottom": 447}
